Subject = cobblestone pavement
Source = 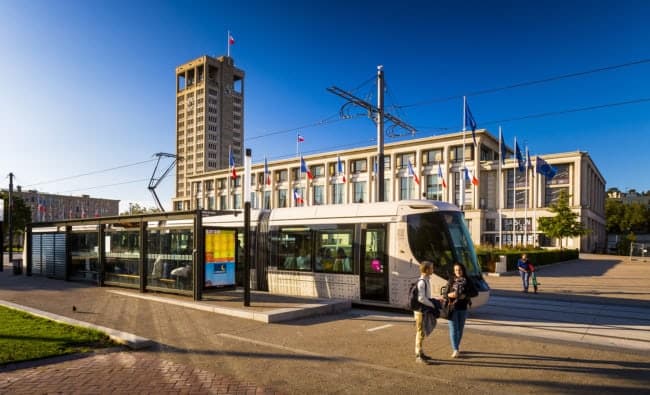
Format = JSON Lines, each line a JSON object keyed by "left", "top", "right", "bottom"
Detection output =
{"left": 0, "top": 350, "right": 279, "bottom": 395}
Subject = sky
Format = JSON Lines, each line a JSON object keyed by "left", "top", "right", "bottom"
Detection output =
{"left": 1, "top": 0, "right": 649, "bottom": 212}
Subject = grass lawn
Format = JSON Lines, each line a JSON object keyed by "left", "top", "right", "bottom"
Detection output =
{"left": 0, "top": 306, "right": 116, "bottom": 365}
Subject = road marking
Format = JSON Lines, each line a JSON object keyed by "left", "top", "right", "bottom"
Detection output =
{"left": 367, "top": 324, "right": 393, "bottom": 332}
{"left": 216, "top": 333, "right": 463, "bottom": 387}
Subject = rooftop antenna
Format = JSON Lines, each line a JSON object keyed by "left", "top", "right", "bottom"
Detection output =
{"left": 148, "top": 153, "right": 176, "bottom": 212}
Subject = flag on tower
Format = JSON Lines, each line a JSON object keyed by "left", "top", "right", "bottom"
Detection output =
{"left": 407, "top": 160, "right": 420, "bottom": 185}
{"left": 437, "top": 163, "right": 447, "bottom": 188}
{"left": 337, "top": 155, "right": 346, "bottom": 183}
{"left": 297, "top": 134, "right": 305, "bottom": 143}
{"left": 229, "top": 146, "right": 237, "bottom": 178}
{"left": 229, "top": 33, "right": 235, "bottom": 45}
{"left": 300, "top": 156, "right": 313, "bottom": 180}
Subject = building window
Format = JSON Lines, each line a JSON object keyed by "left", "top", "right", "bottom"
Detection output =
{"left": 263, "top": 191, "right": 271, "bottom": 209}
{"left": 450, "top": 145, "right": 474, "bottom": 162}
{"left": 278, "top": 189, "right": 288, "bottom": 208}
{"left": 425, "top": 175, "right": 443, "bottom": 200}
{"left": 219, "top": 195, "right": 227, "bottom": 210}
{"left": 480, "top": 147, "right": 495, "bottom": 161}
{"left": 331, "top": 184, "right": 344, "bottom": 204}
{"left": 312, "top": 165, "right": 325, "bottom": 177}
{"left": 545, "top": 187, "right": 569, "bottom": 206}
{"left": 485, "top": 218, "right": 495, "bottom": 231}
{"left": 207, "top": 196, "right": 215, "bottom": 210}
{"left": 422, "top": 149, "right": 442, "bottom": 165}
{"left": 353, "top": 181, "right": 366, "bottom": 203}
{"left": 547, "top": 164, "right": 570, "bottom": 185}
{"left": 351, "top": 159, "right": 367, "bottom": 173}
{"left": 276, "top": 170, "right": 288, "bottom": 182}
{"left": 233, "top": 193, "right": 241, "bottom": 209}
{"left": 313, "top": 185, "right": 324, "bottom": 205}
{"left": 396, "top": 153, "right": 415, "bottom": 169}
{"left": 399, "top": 177, "right": 416, "bottom": 200}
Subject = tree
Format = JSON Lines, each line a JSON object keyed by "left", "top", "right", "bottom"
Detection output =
{"left": 0, "top": 192, "right": 33, "bottom": 249}
{"left": 537, "top": 190, "right": 587, "bottom": 249}
{"left": 120, "top": 203, "right": 162, "bottom": 216}
{"left": 605, "top": 199, "right": 625, "bottom": 233}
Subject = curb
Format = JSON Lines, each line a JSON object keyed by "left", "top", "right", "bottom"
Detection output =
{"left": 0, "top": 300, "right": 154, "bottom": 350}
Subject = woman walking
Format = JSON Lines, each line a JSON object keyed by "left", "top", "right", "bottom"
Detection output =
{"left": 446, "top": 263, "right": 474, "bottom": 358}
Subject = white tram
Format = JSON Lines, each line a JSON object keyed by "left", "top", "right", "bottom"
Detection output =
{"left": 203, "top": 200, "right": 490, "bottom": 309}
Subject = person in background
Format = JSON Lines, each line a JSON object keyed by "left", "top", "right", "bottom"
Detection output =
{"left": 528, "top": 259, "right": 539, "bottom": 293}
{"left": 414, "top": 260, "right": 440, "bottom": 364}
{"left": 446, "top": 263, "right": 474, "bottom": 358}
{"left": 517, "top": 254, "right": 531, "bottom": 293}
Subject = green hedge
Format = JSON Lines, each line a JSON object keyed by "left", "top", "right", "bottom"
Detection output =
{"left": 476, "top": 249, "right": 579, "bottom": 272}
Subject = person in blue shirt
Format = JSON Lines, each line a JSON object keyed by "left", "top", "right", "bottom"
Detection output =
{"left": 517, "top": 254, "right": 531, "bottom": 293}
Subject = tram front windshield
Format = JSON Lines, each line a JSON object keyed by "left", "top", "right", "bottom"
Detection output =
{"left": 406, "top": 211, "right": 480, "bottom": 279}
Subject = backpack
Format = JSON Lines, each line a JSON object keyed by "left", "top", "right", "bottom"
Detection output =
{"left": 408, "top": 279, "right": 425, "bottom": 311}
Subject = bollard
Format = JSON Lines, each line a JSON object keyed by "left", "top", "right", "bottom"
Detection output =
{"left": 12, "top": 259, "right": 22, "bottom": 275}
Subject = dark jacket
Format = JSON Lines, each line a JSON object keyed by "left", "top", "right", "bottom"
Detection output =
{"left": 448, "top": 276, "right": 473, "bottom": 311}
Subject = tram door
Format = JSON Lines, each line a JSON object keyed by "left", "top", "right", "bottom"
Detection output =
{"left": 360, "top": 225, "right": 388, "bottom": 301}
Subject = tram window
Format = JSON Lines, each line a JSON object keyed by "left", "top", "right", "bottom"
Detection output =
{"left": 315, "top": 227, "right": 354, "bottom": 273}
{"left": 277, "top": 227, "right": 312, "bottom": 271}
{"left": 406, "top": 212, "right": 480, "bottom": 278}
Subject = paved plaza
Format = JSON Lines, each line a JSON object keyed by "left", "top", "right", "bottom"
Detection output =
{"left": 1, "top": 253, "right": 649, "bottom": 394}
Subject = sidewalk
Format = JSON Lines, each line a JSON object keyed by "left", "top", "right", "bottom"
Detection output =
{"left": 1, "top": 254, "right": 649, "bottom": 394}
{"left": 485, "top": 253, "right": 650, "bottom": 305}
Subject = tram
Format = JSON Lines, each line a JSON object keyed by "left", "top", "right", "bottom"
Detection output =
{"left": 204, "top": 200, "right": 490, "bottom": 309}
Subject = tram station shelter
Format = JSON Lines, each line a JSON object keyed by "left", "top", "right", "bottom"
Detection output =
{"left": 22, "top": 211, "right": 252, "bottom": 301}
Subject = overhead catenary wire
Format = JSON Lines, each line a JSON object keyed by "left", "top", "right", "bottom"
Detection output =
{"left": 394, "top": 57, "right": 650, "bottom": 109}
{"left": 23, "top": 159, "right": 158, "bottom": 188}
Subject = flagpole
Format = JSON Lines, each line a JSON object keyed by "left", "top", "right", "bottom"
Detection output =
{"left": 498, "top": 126, "right": 503, "bottom": 249}
{"left": 228, "top": 144, "right": 232, "bottom": 209}
{"left": 533, "top": 156, "right": 538, "bottom": 247}
{"left": 525, "top": 145, "right": 529, "bottom": 245}
{"left": 227, "top": 30, "right": 230, "bottom": 57}
{"left": 512, "top": 137, "right": 517, "bottom": 246}
{"left": 461, "top": 96, "right": 466, "bottom": 210}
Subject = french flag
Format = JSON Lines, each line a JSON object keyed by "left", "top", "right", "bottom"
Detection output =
{"left": 437, "top": 163, "right": 447, "bottom": 188}
{"left": 229, "top": 146, "right": 237, "bottom": 178}
{"left": 300, "top": 156, "right": 313, "bottom": 180}
{"left": 297, "top": 134, "right": 305, "bottom": 143}
{"left": 465, "top": 167, "right": 479, "bottom": 186}
{"left": 229, "top": 34, "right": 235, "bottom": 45}
{"left": 337, "top": 156, "right": 346, "bottom": 183}
{"left": 407, "top": 160, "right": 420, "bottom": 185}
{"left": 294, "top": 189, "right": 304, "bottom": 204}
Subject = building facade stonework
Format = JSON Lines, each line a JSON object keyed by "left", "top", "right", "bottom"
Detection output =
{"left": 5, "top": 187, "right": 119, "bottom": 222}
{"left": 175, "top": 129, "right": 606, "bottom": 253}
{"left": 173, "top": 55, "right": 244, "bottom": 211}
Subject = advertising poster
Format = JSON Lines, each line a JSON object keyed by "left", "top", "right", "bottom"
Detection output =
{"left": 204, "top": 229, "right": 236, "bottom": 288}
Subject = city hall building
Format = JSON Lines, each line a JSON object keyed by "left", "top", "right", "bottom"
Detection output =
{"left": 172, "top": 55, "right": 606, "bottom": 253}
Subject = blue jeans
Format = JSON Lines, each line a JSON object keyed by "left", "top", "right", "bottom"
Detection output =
{"left": 448, "top": 309, "right": 468, "bottom": 352}
{"left": 519, "top": 271, "right": 530, "bottom": 291}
